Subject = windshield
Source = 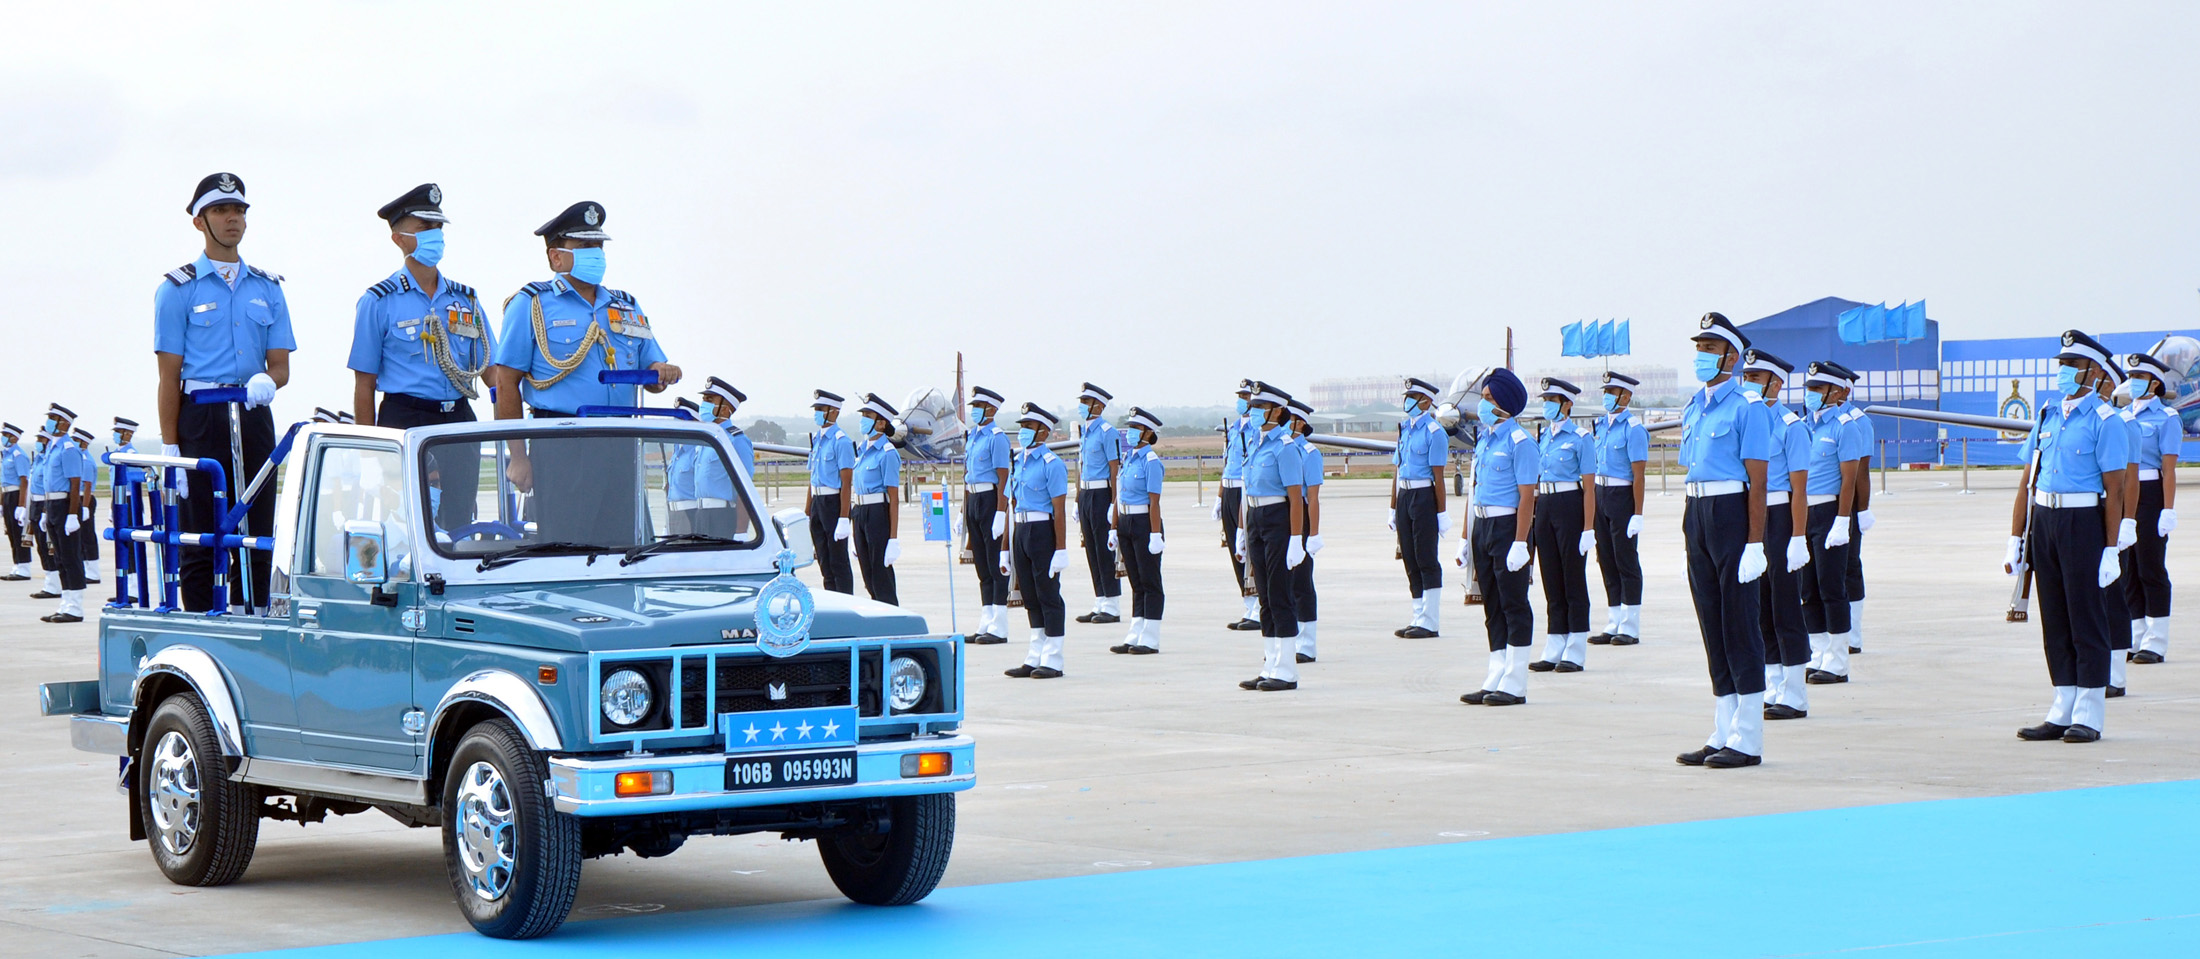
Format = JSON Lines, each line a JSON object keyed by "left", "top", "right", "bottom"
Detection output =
{"left": 421, "top": 427, "right": 763, "bottom": 559}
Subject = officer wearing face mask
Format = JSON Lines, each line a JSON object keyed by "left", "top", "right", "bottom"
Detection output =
{"left": 350, "top": 184, "right": 489, "bottom": 532}
{"left": 70, "top": 426, "right": 101, "bottom": 586}
{"left": 40, "top": 415, "right": 91, "bottom": 623}
{"left": 0, "top": 424, "right": 30, "bottom": 582}
{"left": 1589, "top": 372, "right": 1649, "bottom": 648}
{"left": 804, "top": 390, "right": 859, "bottom": 594}
{"left": 1798, "top": 362, "right": 1865, "bottom": 685}
{"left": 1527, "top": 378, "right": 1596, "bottom": 674}
{"left": 2009, "top": 331, "right": 2131, "bottom": 744}
{"left": 1110, "top": 406, "right": 1168, "bottom": 655}
{"left": 1218, "top": 379, "right": 1262, "bottom": 631}
{"left": 1004, "top": 404, "right": 1071, "bottom": 679}
{"left": 1286, "top": 399, "right": 1325, "bottom": 664}
{"left": 2119, "top": 352, "right": 2179, "bottom": 666}
{"left": 1456, "top": 368, "right": 1536, "bottom": 706}
{"left": 1739, "top": 351, "right": 1814, "bottom": 722}
{"left": 1070, "top": 383, "right": 1125, "bottom": 625}
{"left": 1675, "top": 313, "right": 1773, "bottom": 769}
{"left": 2100, "top": 361, "right": 2141, "bottom": 696}
{"left": 848, "top": 394, "right": 904, "bottom": 606}
{"left": 960, "top": 386, "right": 1013, "bottom": 645}
{"left": 691, "top": 377, "right": 755, "bottom": 541}
{"left": 1392, "top": 376, "right": 1450, "bottom": 638}
{"left": 25, "top": 428, "right": 59, "bottom": 601}
{"left": 668, "top": 398, "right": 704, "bottom": 534}
{"left": 1235, "top": 382, "right": 1306, "bottom": 692}
{"left": 154, "top": 173, "right": 296, "bottom": 612}
{"left": 1837, "top": 375, "right": 1876, "bottom": 658}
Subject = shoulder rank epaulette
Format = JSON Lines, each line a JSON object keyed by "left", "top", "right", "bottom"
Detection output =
{"left": 247, "top": 265, "right": 283, "bottom": 283}
{"left": 448, "top": 280, "right": 477, "bottom": 299}
{"left": 163, "top": 263, "right": 197, "bottom": 286}
{"left": 1511, "top": 431, "right": 1529, "bottom": 444}
{"left": 504, "top": 280, "right": 557, "bottom": 312}
{"left": 2097, "top": 403, "right": 2118, "bottom": 420}
{"left": 366, "top": 277, "right": 402, "bottom": 299}
{"left": 604, "top": 287, "right": 638, "bottom": 308}
{"left": 1783, "top": 410, "right": 1802, "bottom": 425}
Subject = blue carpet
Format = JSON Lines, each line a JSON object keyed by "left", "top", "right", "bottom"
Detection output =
{"left": 224, "top": 780, "right": 2200, "bottom": 958}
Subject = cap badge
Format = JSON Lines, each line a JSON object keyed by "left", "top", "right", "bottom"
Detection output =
{"left": 428, "top": 185, "right": 442, "bottom": 204}
{"left": 2062, "top": 331, "right": 2077, "bottom": 346}
{"left": 1700, "top": 315, "right": 1716, "bottom": 330}
{"left": 583, "top": 205, "right": 601, "bottom": 226}
{"left": 215, "top": 173, "right": 237, "bottom": 192}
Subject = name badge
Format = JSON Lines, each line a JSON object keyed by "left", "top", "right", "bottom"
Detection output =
{"left": 191, "top": 303, "right": 218, "bottom": 313}
{"left": 551, "top": 319, "right": 577, "bottom": 328}
{"left": 397, "top": 318, "right": 420, "bottom": 329}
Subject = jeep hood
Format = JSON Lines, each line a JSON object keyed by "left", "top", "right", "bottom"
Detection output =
{"left": 437, "top": 578, "right": 930, "bottom": 652}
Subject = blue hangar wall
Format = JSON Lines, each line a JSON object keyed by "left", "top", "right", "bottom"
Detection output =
{"left": 1735, "top": 297, "right": 1942, "bottom": 465}
{"left": 1940, "top": 331, "right": 2200, "bottom": 466}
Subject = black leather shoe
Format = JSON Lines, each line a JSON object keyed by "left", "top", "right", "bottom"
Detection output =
{"left": 1482, "top": 691, "right": 1525, "bottom": 706}
{"left": 1676, "top": 746, "right": 1717, "bottom": 766}
{"left": 84, "top": 577, "right": 100, "bottom": 584}
{"left": 966, "top": 633, "right": 1007, "bottom": 645}
{"left": 1608, "top": 634, "right": 1640, "bottom": 646}
{"left": 1705, "top": 747, "right": 1762, "bottom": 768}
{"left": 1528, "top": 660, "right": 1557, "bottom": 673}
{"left": 1848, "top": 645, "right": 1861, "bottom": 654}
{"left": 1109, "top": 643, "right": 1135, "bottom": 654}
{"left": 1460, "top": 689, "right": 1491, "bottom": 705}
{"left": 1398, "top": 626, "right": 1439, "bottom": 639}
{"left": 1587, "top": 632, "right": 1613, "bottom": 645}
{"left": 0, "top": 574, "right": 27, "bottom": 581}
{"left": 1088, "top": 612, "right": 1120, "bottom": 624}
{"left": 1239, "top": 677, "right": 1266, "bottom": 690}
{"left": 2017, "top": 722, "right": 2069, "bottom": 741}
{"left": 1075, "top": 612, "right": 1098, "bottom": 623}
{"left": 28, "top": 591, "right": 58, "bottom": 599}
{"left": 2061, "top": 724, "right": 2100, "bottom": 743}
{"left": 1295, "top": 653, "right": 1315, "bottom": 663}
{"left": 1394, "top": 626, "right": 1413, "bottom": 637}
{"left": 1554, "top": 661, "right": 1584, "bottom": 673}
{"left": 2107, "top": 686, "right": 2126, "bottom": 698}
{"left": 2132, "top": 650, "right": 2165, "bottom": 664}
{"left": 1764, "top": 703, "right": 1807, "bottom": 720}
{"left": 1228, "top": 618, "right": 1262, "bottom": 631}
{"left": 1255, "top": 679, "right": 1297, "bottom": 691}
{"left": 1029, "top": 666, "right": 1063, "bottom": 679}
{"left": 1806, "top": 670, "right": 1848, "bottom": 685}
{"left": 42, "top": 613, "right": 82, "bottom": 623}
{"left": 1003, "top": 664, "right": 1035, "bottom": 678}
{"left": 1129, "top": 646, "right": 1159, "bottom": 655}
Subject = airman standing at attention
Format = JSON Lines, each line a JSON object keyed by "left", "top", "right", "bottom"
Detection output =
{"left": 2009, "top": 331, "right": 2130, "bottom": 744}
{"left": 960, "top": 386, "right": 1012, "bottom": 645}
{"left": 2100, "top": 362, "right": 2141, "bottom": 696}
{"left": 1455, "top": 369, "right": 1537, "bottom": 706}
{"left": 1235, "top": 382, "right": 1306, "bottom": 692}
{"left": 1527, "top": 378, "right": 1596, "bottom": 674}
{"left": 1739, "top": 350, "right": 1814, "bottom": 721}
{"left": 1287, "top": 399, "right": 1324, "bottom": 664}
{"left": 848, "top": 394, "right": 904, "bottom": 606}
{"left": 1070, "top": 383, "right": 1125, "bottom": 626}
{"left": 1840, "top": 384, "right": 1876, "bottom": 655}
{"left": 1799, "top": 362, "right": 1866, "bottom": 686}
{"left": 1218, "top": 380, "right": 1262, "bottom": 631}
{"left": 1110, "top": 407, "right": 1168, "bottom": 655}
{"left": 2119, "top": 352, "right": 2178, "bottom": 666}
{"left": 691, "top": 377, "right": 755, "bottom": 540}
{"left": 102, "top": 417, "right": 142, "bottom": 583}
{"left": 667, "top": 399, "right": 703, "bottom": 534}
{"left": 25, "top": 427, "right": 58, "bottom": 601}
{"left": 1589, "top": 372, "right": 1648, "bottom": 648}
{"left": 73, "top": 426, "right": 101, "bottom": 586}
{"left": 1004, "top": 404, "right": 1071, "bottom": 679}
{"left": 0, "top": 424, "right": 30, "bottom": 581}
{"left": 41, "top": 415, "right": 91, "bottom": 623}
{"left": 1392, "top": 377, "right": 1450, "bottom": 639}
{"left": 802, "top": 391, "right": 858, "bottom": 594}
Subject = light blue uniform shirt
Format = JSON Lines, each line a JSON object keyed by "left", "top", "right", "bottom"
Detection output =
{"left": 2022, "top": 394, "right": 2131, "bottom": 494}
{"left": 1538, "top": 420, "right": 1591, "bottom": 483}
{"left": 964, "top": 422, "right": 1010, "bottom": 485}
{"left": 1394, "top": 411, "right": 1447, "bottom": 482}
{"left": 1804, "top": 404, "right": 1870, "bottom": 495}
{"left": 1298, "top": 437, "right": 1325, "bottom": 491}
{"left": 666, "top": 445, "right": 698, "bottom": 502}
{"left": 807, "top": 422, "right": 857, "bottom": 489}
{"left": 1765, "top": 407, "right": 1811, "bottom": 494}
{"left": 108, "top": 439, "right": 141, "bottom": 492}
{"left": 26, "top": 446, "right": 48, "bottom": 498}
{"left": 347, "top": 268, "right": 489, "bottom": 402}
{"left": 1839, "top": 403, "right": 1875, "bottom": 461}
{"left": 153, "top": 255, "right": 299, "bottom": 384}
{"left": 1221, "top": 415, "right": 1257, "bottom": 481}
{"left": 1079, "top": 419, "right": 1122, "bottom": 483}
{"left": 1120, "top": 445, "right": 1165, "bottom": 506}
{"left": 1473, "top": 418, "right": 1541, "bottom": 508}
{"left": 1244, "top": 425, "right": 1306, "bottom": 498}
{"left": 1, "top": 443, "right": 26, "bottom": 488}
{"left": 1680, "top": 379, "right": 1774, "bottom": 483}
{"left": 854, "top": 434, "right": 902, "bottom": 495}
{"left": 1011, "top": 446, "right": 1069, "bottom": 514}
{"left": 2125, "top": 400, "right": 2182, "bottom": 469}
{"left": 691, "top": 424, "right": 754, "bottom": 503}
{"left": 50, "top": 441, "right": 88, "bottom": 495}
{"left": 1594, "top": 410, "right": 1649, "bottom": 478}
{"left": 491, "top": 275, "right": 668, "bottom": 414}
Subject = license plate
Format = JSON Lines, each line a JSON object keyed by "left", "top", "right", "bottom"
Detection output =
{"left": 724, "top": 750, "right": 858, "bottom": 791}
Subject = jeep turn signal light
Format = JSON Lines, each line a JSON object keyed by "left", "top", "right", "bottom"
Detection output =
{"left": 615, "top": 771, "right": 672, "bottom": 797}
{"left": 537, "top": 664, "right": 558, "bottom": 685}
{"left": 900, "top": 752, "right": 951, "bottom": 778}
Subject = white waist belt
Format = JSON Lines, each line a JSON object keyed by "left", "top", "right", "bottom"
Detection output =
{"left": 1015, "top": 511, "right": 1053, "bottom": 523}
{"left": 1596, "top": 475, "right": 1633, "bottom": 487}
{"left": 35, "top": 493, "right": 65, "bottom": 502}
{"left": 1220, "top": 478, "right": 1245, "bottom": 488}
{"left": 811, "top": 485, "right": 840, "bottom": 495}
{"left": 1807, "top": 494, "right": 1838, "bottom": 506}
{"left": 668, "top": 499, "right": 699, "bottom": 511}
{"left": 2139, "top": 469, "right": 2161, "bottom": 481}
{"left": 1246, "top": 495, "right": 1286, "bottom": 507}
{"left": 1685, "top": 480, "right": 1746, "bottom": 497}
{"left": 183, "top": 379, "right": 242, "bottom": 394}
{"left": 1079, "top": 479, "right": 1111, "bottom": 490}
{"left": 964, "top": 482, "right": 995, "bottom": 493}
{"left": 698, "top": 498, "right": 732, "bottom": 509}
{"left": 852, "top": 493, "right": 887, "bottom": 506}
{"left": 1473, "top": 505, "right": 1516, "bottom": 518}
{"left": 1539, "top": 481, "right": 1579, "bottom": 494}
{"left": 1118, "top": 503, "right": 1148, "bottom": 514}
{"left": 1397, "top": 478, "right": 1432, "bottom": 489}
{"left": 1765, "top": 491, "right": 1790, "bottom": 506}
{"left": 2034, "top": 491, "right": 2100, "bottom": 508}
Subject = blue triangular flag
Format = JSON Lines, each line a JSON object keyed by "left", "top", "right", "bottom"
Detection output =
{"left": 1904, "top": 300, "right": 1926, "bottom": 342}
{"left": 1561, "top": 321, "right": 1583, "bottom": 357}
{"left": 1601, "top": 319, "right": 1618, "bottom": 356}
{"left": 1863, "top": 303, "right": 1889, "bottom": 342}
{"left": 1837, "top": 304, "right": 1869, "bottom": 345}
{"left": 1615, "top": 319, "right": 1631, "bottom": 356}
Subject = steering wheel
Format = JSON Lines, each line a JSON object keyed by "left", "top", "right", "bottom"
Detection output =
{"left": 451, "top": 521, "right": 525, "bottom": 541}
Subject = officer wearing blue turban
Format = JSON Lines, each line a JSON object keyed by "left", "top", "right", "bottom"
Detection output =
{"left": 1457, "top": 368, "right": 1538, "bottom": 705}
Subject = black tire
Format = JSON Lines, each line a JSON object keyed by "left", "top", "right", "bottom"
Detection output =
{"left": 440, "top": 718, "right": 582, "bottom": 940}
{"left": 141, "top": 693, "right": 259, "bottom": 886}
{"left": 819, "top": 792, "right": 956, "bottom": 905}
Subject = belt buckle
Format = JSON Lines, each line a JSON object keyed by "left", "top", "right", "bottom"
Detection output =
{"left": 440, "top": 401, "right": 456, "bottom": 413}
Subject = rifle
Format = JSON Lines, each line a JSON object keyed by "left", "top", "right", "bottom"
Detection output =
{"left": 2007, "top": 439, "right": 2044, "bottom": 622}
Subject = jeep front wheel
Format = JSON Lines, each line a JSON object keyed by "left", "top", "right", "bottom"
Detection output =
{"left": 141, "top": 693, "right": 259, "bottom": 886}
{"left": 818, "top": 792, "right": 956, "bottom": 905}
{"left": 440, "top": 718, "right": 581, "bottom": 939}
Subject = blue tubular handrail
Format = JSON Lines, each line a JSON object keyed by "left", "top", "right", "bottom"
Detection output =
{"left": 103, "top": 419, "right": 304, "bottom": 617}
{"left": 597, "top": 369, "right": 662, "bottom": 386}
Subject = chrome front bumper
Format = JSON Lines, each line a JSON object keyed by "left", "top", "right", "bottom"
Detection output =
{"left": 544, "top": 734, "right": 976, "bottom": 816}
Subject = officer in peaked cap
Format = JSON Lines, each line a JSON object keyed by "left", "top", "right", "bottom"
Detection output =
{"left": 1527, "top": 377, "right": 1596, "bottom": 674}
{"left": 1070, "top": 383, "right": 1125, "bottom": 625}
{"left": 805, "top": 390, "right": 860, "bottom": 594}
{"left": 1004, "top": 403, "right": 1071, "bottom": 678}
{"left": 1835, "top": 364, "right": 1877, "bottom": 658}
{"left": 848, "top": 394, "right": 905, "bottom": 605}
{"left": 1797, "top": 360, "right": 1866, "bottom": 685}
{"left": 1590, "top": 371, "right": 1649, "bottom": 647}
{"left": 690, "top": 377, "right": 756, "bottom": 541}
{"left": 2118, "top": 351, "right": 2179, "bottom": 666}
{"left": 1675, "top": 312, "right": 1773, "bottom": 768}
{"left": 25, "top": 425, "right": 59, "bottom": 600}
{"left": 1, "top": 423, "right": 30, "bottom": 581}
{"left": 1236, "top": 382, "right": 1307, "bottom": 691}
{"left": 2008, "top": 330, "right": 2130, "bottom": 743}
{"left": 39, "top": 413, "right": 92, "bottom": 622}
{"left": 1110, "top": 406, "right": 1169, "bottom": 655}
{"left": 1285, "top": 399, "right": 1325, "bottom": 664}
{"left": 1393, "top": 375, "right": 1450, "bottom": 638}
{"left": 667, "top": 399, "right": 704, "bottom": 534}
{"left": 1456, "top": 367, "right": 1536, "bottom": 706}
{"left": 155, "top": 172, "right": 297, "bottom": 611}
{"left": 961, "top": 386, "right": 1013, "bottom": 644}
{"left": 68, "top": 425, "right": 101, "bottom": 586}
{"left": 311, "top": 408, "right": 342, "bottom": 424}
{"left": 351, "top": 183, "right": 489, "bottom": 533}
{"left": 2096, "top": 360, "right": 2141, "bottom": 695}
{"left": 1739, "top": 350, "right": 1815, "bottom": 721}
{"left": 1217, "top": 378, "right": 1262, "bottom": 630}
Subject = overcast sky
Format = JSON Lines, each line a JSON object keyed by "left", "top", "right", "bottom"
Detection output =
{"left": 6, "top": 1, "right": 2197, "bottom": 429}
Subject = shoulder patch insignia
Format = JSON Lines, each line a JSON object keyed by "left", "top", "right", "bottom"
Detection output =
{"left": 1511, "top": 431, "right": 1529, "bottom": 444}
{"left": 163, "top": 263, "right": 197, "bottom": 286}
{"left": 449, "top": 281, "right": 477, "bottom": 299}
{"left": 1783, "top": 411, "right": 1802, "bottom": 425}
{"left": 2097, "top": 404, "right": 2118, "bottom": 420}
{"left": 247, "top": 265, "right": 283, "bottom": 283}
{"left": 367, "top": 278, "right": 400, "bottom": 299}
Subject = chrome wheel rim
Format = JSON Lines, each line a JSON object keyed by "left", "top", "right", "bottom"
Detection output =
{"left": 455, "top": 760, "right": 516, "bottom": 901}
{"left": 147, "top": 730, "right": 202, "bottom": 856}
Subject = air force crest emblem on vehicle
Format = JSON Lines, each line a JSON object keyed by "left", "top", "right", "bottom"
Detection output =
{"left": 755, "top": 549, "right": 814, "bottom": 658}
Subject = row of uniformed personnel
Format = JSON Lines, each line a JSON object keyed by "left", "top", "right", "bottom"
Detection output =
{"left": 2, "top": 410, "right": 144, "bottom": 622}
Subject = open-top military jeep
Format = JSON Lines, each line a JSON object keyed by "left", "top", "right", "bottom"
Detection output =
{"left": 40, "top": 413, "right": 971, "bottom": 939}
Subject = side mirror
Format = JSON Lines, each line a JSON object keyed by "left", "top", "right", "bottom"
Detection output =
{"left": 771, "top": 508, "right": 816, "bottom": 569}
{"left": 344, "top": 520, "right": 388, "bottom": 586}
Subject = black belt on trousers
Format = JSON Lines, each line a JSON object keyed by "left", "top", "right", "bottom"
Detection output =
{"left": 385, "top": 393, "right": 468, "bottom": 412}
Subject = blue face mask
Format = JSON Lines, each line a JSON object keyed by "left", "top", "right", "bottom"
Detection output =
{"left": 564, "top": 246, "right": 607, "bottom": 285}
{"left": 1235, "top": 398, "right": 1250, "bottom": 416}
{"left": 1542, "top": 400, "right": 1563, "bottom": 422}
{"left": 1016, "top": 427, "right": 1037, "bottom": 449}
{"left": 813, "top": 410, "right": 827, "bottom": 428}
{"left": 1476, "top": 398, "right": 1499, "bottom": 423}
{"left": 1693, "top": 350, "right": 1724, "bottom": 382}
{"left": 969, "top": 406, "right": 990, "bottom": 426}
{"left": 429, "top": 486, "right": 443, "bottom": 516}
{"left": 2056, "top": 365, "right": 2082, "bottom": 397}
{"left": 407, "top": 228, "right": 445, "bottom": 267}
{"left": 1079, "top": 402, "right": 1095, "bottom": 421}
{"left": 1600, "top": 393, "right": 1619, "bottom": 413}
{"left": 1403, "top": 399, "right": 1421, "bottom": 416}
{"left": 1738, "top": 379, "right": 1765, "bottom": 400}
{"left": 1803, "top": 391, "right": 1825, "bottom": 412}
{"left": 113, "top": 432, "right": 128, "bottom": 447}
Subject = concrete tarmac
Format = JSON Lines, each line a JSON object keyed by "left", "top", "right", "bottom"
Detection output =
{"left": 6, "top": 468, "right": 2198, "bottom": 956}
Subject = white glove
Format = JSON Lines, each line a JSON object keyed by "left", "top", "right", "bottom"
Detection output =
{"left": 1286, "top": 536, "right": 1306, "bottom": 569}
{"left": 2160, "top": 508, "right": 2179, "bottom": 537}
{"left": 1106, "top": 528, "right": 1118, "bottom": 552}
{"left": 244, "top": 372, "right": 277, "bottom": 409}
{"left": 11, "top": 507, "right": 22, "bottom": 526}
{"left": 1234, "top": 529, "right": 1247, "bottom": 559}
{"left": 2099, "top": 547, "right": 2121, "bottom": 588}
{"left": 992, "top": 512, "right": 1007, "bottom": 539}
{"left": 1786, "top": 535, "right": 1810, "bottom": 572}
{"left": 2117, "top": 517, "right": 2138, "bottom": 551}
{"left": 1148, "top": 533, "right": 1165, "bottom": 554}
{"left": 883, "top": 539, "right": 902, "bottom": 566}
{"left": 1306, "top": 534, "right": 1323, "bottom": 555}
{"left": 2003, "top": 535, "right": 2023, "bottom": 574}
{"left": 1437, "top": 511, "right": 1452, "bottom": 533}
{"left": 64, "top": 515, "right": 80, "bottom": 535}
{"left": 1856, "top": 509, "right": 1877, "bottom": 533}
{"left": 1210, "top": 500, "right": 1223, "bottom": 521}
{"left": 1106, "top": 504, "right": 1115, "bottom": 524}
{"left": 1048, "top": 549, "right": 1068, "bottom": 576}
{"left": 79, "top": 507, "right": 90, "bottom": 522}
{"left": 1826, "top": 518, "right": 1852, "bottom": 549}
{"left": 1454, "top": 539, "right": 1472, "bottom": 568}
{"left": 1385, "top": 508, "right": 1397, "bottom": 532}
{"left": 1625, "top": 514, "right": 1642, "bottom": 538}
{"left": 161, "top": 444, "right": 180, "bottom": 458}
{"left": 833, "top": 517, "right": 851, "bottom": 541}
{"left": 952, "top": 514, "right": 964, "bottom": 538}
{"left": 1505, "top": 540, "right": 1530, "bottom": 571}
{"left": 1737, "top": 542, "right": 1767, "bottom": 583}
{"left": 1577, "top": 530, "right": 1594, "bottom": 556}
{"left": 998, "top": 550, "right": 1011, "bottom": 575}
{"left": 1068, "top": 501, "right": 1080, "bottom": 524}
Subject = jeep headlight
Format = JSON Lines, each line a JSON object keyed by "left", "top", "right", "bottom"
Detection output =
{"left": 601, "top": 668, "right": 654, "bottom": 727}
{"left": 887, "top": 656, "right": 927, "bottom": 712}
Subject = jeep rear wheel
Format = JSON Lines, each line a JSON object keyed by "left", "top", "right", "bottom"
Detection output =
{"left": 818, "top": 793, "right": 955, "bottom": 906}
{"left": 440, "top": 718, "right": 581, "bottom": 940}
{"left": 141, "top": 693, "right": 259, "bottom": 886}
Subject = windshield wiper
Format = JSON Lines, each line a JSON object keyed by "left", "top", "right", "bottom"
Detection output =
{"left": 621, "top": 533, "right": 741, "bottom": 567}
{"left": 476, "top": 541, "right": 615, "bottom": 572}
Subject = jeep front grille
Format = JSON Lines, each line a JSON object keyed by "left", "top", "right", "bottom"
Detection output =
{"left": 714, "top": 653, "right": 852, "bottom": 713}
